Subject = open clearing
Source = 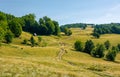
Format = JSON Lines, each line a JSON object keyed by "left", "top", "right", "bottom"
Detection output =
{"left": 0, "top": 27, "right": 120, "bottom": 77}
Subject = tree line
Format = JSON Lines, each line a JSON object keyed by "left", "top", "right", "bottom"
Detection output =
{"left": 22, "top": 15, "right": 60, "bottom": 35}
{"left": 60, "top": 23, "right": 89, "bottom": 36}
{"left": 93, "top": 23, "right": 120, "bottom": 38}
{"left": 74, "top": 40, "right": 120, "bottom": 61}
{"left": 60, "top": 23, "right": 93, "bottom": 30}
{"left": 0, "top": 11, "right": 61, "bottom": 44}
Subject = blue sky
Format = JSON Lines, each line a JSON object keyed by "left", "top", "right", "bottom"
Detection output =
{"left": 0, "top": 0, "right": 120, "bottom": 25}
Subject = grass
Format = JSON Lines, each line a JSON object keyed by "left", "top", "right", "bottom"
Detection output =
{"left": 0, "top": 27, "right": 120, "bottom": 77}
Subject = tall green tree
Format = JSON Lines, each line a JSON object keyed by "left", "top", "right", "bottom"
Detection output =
{"left": 74, "top": 40, "right": 83, "bottom": 51}
{"left": 39, "top": 18, "right": 48, "bottom": 35}
{"left": 105, "top": 46, "right": 118, "bottom": 61}
{"left": 22, "top": 14, "right": 36, "bottom": 32}
{"left": 104, "top": 40, "right": 111, "bottom": 50}
{"left": 43, "top": 16, "right": 51, "bottom": 23}
{"left": 92, "top": 32, "right": 100, "bottom": 38}
{"left": 91, "top": 44, "right": 105, "bottom": 58}
{"left": 64, "top": 27, "right": 72, "bottom": 36}
{"left": 53, "top": 21, "right": 60, "bottom": 35}
{"left": 6, "top": 13, "right": 15, "bottom": 23}
{"left": 84, "top": 40, "right": 95, "bottom": 54}
{"left": 8, "top": 19, "right": 22, "bottom": 37}
{"left": 117, "top": 44, "right": 120, "bottom": 51}
{"left": 0, "top": 12, "right": 8, "bottom": 30}
{"left": 64, "top": 27, "right": 69, "bottom": 35}
{"left": 46, "top": 21, "right": 55, "bottom": 35}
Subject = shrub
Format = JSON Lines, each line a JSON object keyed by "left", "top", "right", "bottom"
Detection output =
{"left": 84, "top": 40, "right": 95, "bottom": 54}
{"left": 67, "top": 30, "right": 72, "bottom": 36}
{"left": 36, "top": 36, "right": 43, "bottom": 46}
{"left": 104, "top": 40, "right": 111, "bottom": 50}
{"left": 5, "top": 30, "right": 13, "bottom": 44}
{"left": 105, "top": 47, "right": 118, "bottom": 61}
{"left": 64, "top": 27, "right": 72, "bottom": 36}
{"left": 74, "top": 40, "right": 83, "bottom": 51}
{"left": 38, "top": 36, "right": 42, "bottom": 43}
{"left": 0, "top": 27, "right": 5, "bottom": 42}
{"left": 117, "top": 44, "right": 120, "bottom": 51}
{"left": 30, "top": 36, "right": 35, "bottom": 47}
{"left": 92, "top": 32, "right": 100, "bottom": 38}
{"left": 22, "top": 39, "right": 27, "bottom": 44}
{"left": 91, "top": 44, "right": 105, "bottom": 58}
{"left": 112, "top": 46, "right": 119, "bottom": 53}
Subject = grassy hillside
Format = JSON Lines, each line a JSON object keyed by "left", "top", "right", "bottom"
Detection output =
{"left": 0, "top": 27, "right": 120, "bottom": 77}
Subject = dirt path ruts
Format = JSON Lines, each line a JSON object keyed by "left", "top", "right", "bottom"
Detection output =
{"left": 56, "top": 42, "right": 67, "bottom": 61}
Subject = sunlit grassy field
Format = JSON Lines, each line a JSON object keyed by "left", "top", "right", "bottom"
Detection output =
{"left": 0, "top": 27, "right": 120, "bottom": 77}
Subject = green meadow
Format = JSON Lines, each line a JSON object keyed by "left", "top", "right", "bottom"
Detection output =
{"left": 0, "top": 27, "right": 120, "bottom": 77}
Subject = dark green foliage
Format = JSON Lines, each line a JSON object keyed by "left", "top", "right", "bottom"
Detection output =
{"left": 0, "top": 11, "right": 23, "bottom": 44}
{"left": 64, "top": 27, "right": 68, "bottom": 35}
{"left": 84, "top": 40, "right": 95, "bottom": 54}
{"left": 53, "top": 21, "right": 60, "bottom": 36}
{"left": 22, "top": 39, "right": 27, "bottom": 44}
{"left": 40, "top": 24, "right": 48, "bottom": 35}
{"left": 5, "top": 30, "right": 13, "bottom": 44}
{"left": 0, "top": 12, "right": 6, "bottom": 21}
{"left": 111, "top": 25, "right": 120, "bottom": 34}
{"left": 46, "top": 21, "right": 55, "bottom": 35}
{"left": 0, "top": 27, "right": 5, "bottom": 42}
{"left": 38, "top": 16, "right": 60, "bottom": 35}
{"left": 0, "top": 12, "right": 7, "bottom": 45}
{"left": 105, "top": 46, "right": 118, "bottom": 61}
{"left": 82, "top": 25, "right": 87, "bottom": 29}
{"left": 117, "top": 44, "right": 120, "bottom": 51}
{"left": 1, "top": 11, "right": 61, "bottom": 37}
{"left": 68, "top": 30, "right": 72, "bottom": 36}
{"left": 104, "top": 40, "right": 111, "bottom": 50}
{"left": 92, "top": 32, "right": 100, "bottom": 38}
{"left": 74, "top": 40, "right": 83, "bottom": 51}
{"left": 0, "top": 12, "right": 8, "bottom": 30}
{"left": 8, "top": 19, "right": 22, "bottom": 37}
{"left": 91, "top": 44, "right": 105, "bottom": 58}
{"left": 30, "top": 36, "right": 35, "bottom": 47}
{"left": 93, "top": 23, "right": 120, "bottom": 36}
{"left": 60, "top": 23, "right": 90, "bottom": 31}
{"left": 64, "top": 27, "right": 72, "bottom": 36}
{"left": 112, "top": 46, "right": 119, "bottom": 53}
{"left": 22, "top": 14, "right": 36, "bottom": 33}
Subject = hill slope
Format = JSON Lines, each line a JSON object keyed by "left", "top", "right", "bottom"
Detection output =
{"left": 0, "top": 27, "right": 120, "bottom": 77}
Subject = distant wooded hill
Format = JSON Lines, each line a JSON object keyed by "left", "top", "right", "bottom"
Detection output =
{"left": 60, "top": 23, "right": 94, "bottom": 31}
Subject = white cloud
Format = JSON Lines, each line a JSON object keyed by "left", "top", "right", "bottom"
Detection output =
{"left": 52, "top": 4, "right": 120, "bottom": 25}
{"left": 87, "top": 4, "right": 120, "bottom": 24}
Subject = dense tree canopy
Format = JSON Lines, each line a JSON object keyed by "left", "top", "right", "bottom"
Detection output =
{"left": 93, "top": 23, "right": 120, "bottom": 38}
{"left": 104, "top": 40, "right": 111, "bottom": 50}
{"left": 74, "top": 40, "right": 83, "bottom": 51}
{"left": 0, "top": 27, "right": 5, "bottom": 42}
{"left": 0, "top": 11, "right": 61, "bottom": 44}
{"left": 5, "top": 30, "right": 13, "bottom": 44}
{"left": 38, "top": 16, "right": 60, "bottom": 35}
{"left": 84, "top": 40, "right": 95, "bottom": 54}
{"left": 8, "top": 19, "right": 22, "bottom": 37}
{"left": 63, "top": 27, "right": 72, "bottom": 36}
{"left": 91, "top": 44, "right": 105, "bottom": 58}
{"left": 60, "top": 23, "right": 90, "bottom": 30}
